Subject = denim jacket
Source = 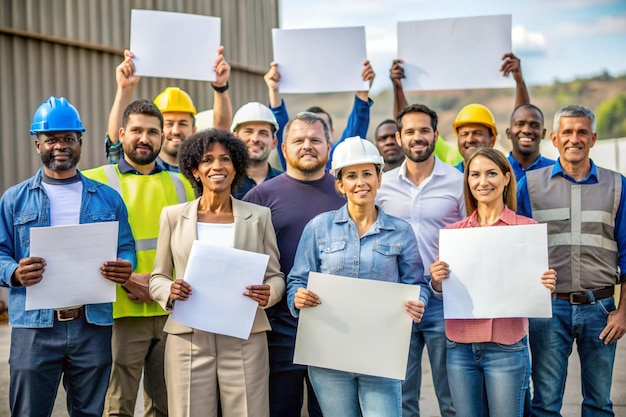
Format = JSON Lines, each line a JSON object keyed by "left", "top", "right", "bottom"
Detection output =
{"left": 287, "top": 204, "right": 429, "bottom": 318}
{"left": 0, "top": 168, "right": 137, "bottom": 327}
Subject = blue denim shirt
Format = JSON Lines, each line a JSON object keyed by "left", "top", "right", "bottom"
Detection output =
{"left": 0, "top": 168, "right": 137, "bottom": 328}
{"left": 287, "top": 204, "right": 429, "bottom": 318}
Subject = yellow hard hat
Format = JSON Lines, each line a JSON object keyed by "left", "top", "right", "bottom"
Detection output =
{"left": 153, "top": 87, "right": 197, "bottom": 116}
{"left": 453, "top": 104, "right": 497, "bottom": 138}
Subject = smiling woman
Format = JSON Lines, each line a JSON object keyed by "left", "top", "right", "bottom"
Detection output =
{"left": 149, "top": 129, "right": 285, "bottom": 417}
{"left": 287, "top": 136, "right": 430, "bottom": 417}
{"left": 429, "top": 147, "right": 556, "bottom": 417}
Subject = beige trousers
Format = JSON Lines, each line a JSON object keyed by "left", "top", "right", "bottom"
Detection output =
{"left": 104, "top": 316, "right": 169, "bottom": 417}
{"left": 165, "top": 330, "right": 269, "bottom": 417}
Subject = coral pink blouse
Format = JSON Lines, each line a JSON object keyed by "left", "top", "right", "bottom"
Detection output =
{"left": 443, "top": 206, "right": 538, "bottom": 344}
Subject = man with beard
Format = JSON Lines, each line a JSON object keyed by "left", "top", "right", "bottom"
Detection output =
{"left": 83, "top": 99, "right": 195, "bottom": 417}
{"left": 506, "top": 103, "right": 555, "bottom": 180}
{"left": 230, "top": 102, "right": 282, "bottom": 199}
{"left": 264, "top": 60, "right": 375, "bottom": 171}
{"left": 374, "top": 119, "right": 405, "bottom": 172}
{"left": 377, "top": 104, "right": 465, "bottom": 417}
{"left": 0, "top": 97, "right": 135, "bottom": 416}
{"left": 105, "top": 47, "right": 232, "bottom": 171}
{"left": 243, "top": 112, "right": 345, "bottom": 417}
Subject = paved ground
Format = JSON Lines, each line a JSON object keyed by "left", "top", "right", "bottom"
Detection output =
{"left": 0, "top": 323, "right": 625, "bottom": 416}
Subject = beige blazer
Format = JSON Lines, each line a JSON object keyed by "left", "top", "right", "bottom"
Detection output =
{"left": 149, "top": 197, "right": 285, "bottom": 335}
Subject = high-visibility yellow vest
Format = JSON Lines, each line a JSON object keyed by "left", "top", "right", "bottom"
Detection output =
{"left": 82, "top": 164, "right": 195, "bottom": 318}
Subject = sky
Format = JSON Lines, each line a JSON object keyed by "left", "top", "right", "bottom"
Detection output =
{"left": 279, "top": 0, "right": 626, "bottom": 93}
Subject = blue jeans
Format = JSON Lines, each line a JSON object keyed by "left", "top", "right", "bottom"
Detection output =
{"left": 9, "top": 317, "right": 112, "bottom": 417}
{"left": 309, "top": 366, "right": 402, "bottom": 417}
{"left": 403, "top": 297, "right": 455, "bottom": 417}
{"left": 446, "top": 337, "right": 529, "bottom": 417}
{"left": 529, "top": 297, "right": 616, "bottom": 416}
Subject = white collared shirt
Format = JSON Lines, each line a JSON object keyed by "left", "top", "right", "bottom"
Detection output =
{"left": 376, "top": 157, "right": 466, "bottom": 269}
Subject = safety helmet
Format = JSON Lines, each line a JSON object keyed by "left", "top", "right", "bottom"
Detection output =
{"left": 231, "top": 102, "right": 279, "bottom": 133}
{"left": 153, "top": 87, "right": 197, "bottom": 116}
{"left": 453, "top": 104, "right": 497, "bottom": 138}
{"left": 195, "top": 109, "right": 214, "bottom": 132}
{"left": 330, "top": 136, "right": 384, "bottom": 177}
{"left": 30, "top": 97, "right": 85, "bottom": 135}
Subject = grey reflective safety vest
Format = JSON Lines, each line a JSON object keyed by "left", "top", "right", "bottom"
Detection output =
{"left": 526, "top": 165, "right": 621, "bottom": 292}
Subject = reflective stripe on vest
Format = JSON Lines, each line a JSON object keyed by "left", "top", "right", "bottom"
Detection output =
{"left": 526, "top": 166, "right": 621, "bottom": 291}
{"left": 101, "top": 164, "right": 185, "bottom": 254}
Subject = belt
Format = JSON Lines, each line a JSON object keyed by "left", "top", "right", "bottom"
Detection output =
{"left": 55, "top": 306, "right": 85, "bottom": 321}
{"left": 555, "top": 287, "right": 614, "bottom": 304}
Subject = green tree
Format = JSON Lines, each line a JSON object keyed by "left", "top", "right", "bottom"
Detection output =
{"left": 596, "top": 94, "right": 626, "bottom": 139}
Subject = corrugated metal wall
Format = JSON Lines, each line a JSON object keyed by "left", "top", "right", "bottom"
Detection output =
{"left": 0, "top": 0, "right": 278, "bottom": 193}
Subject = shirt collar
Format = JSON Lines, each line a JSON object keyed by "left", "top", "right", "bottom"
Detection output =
{"left": 333, "top": 204, "right": 397, "bottom": 231}
{"left": 467, "top": 206, "right": 518, "bottom": 227}
{"left": 118, "top": 157, "right": 163, "bottom": 175}
{"left": 550, "top": 158, "right": 598, "bottom": 182}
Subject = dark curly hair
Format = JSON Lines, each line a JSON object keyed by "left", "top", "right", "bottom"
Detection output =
{"left": 178, "top": 129, "right": 249, "bottom": 196}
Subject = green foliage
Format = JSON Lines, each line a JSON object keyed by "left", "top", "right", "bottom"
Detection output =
{"left": 596, "top": 94, "right": 626, "bottom": 139}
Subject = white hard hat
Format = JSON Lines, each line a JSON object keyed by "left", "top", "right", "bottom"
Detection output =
{"left": 195, "top": 109, "right": 214, "bottom": 132}
{"left": 231, "top": 102, "right": 279, "bottom": 133}
{"left": 330, "top": 136, "right": 384, "bottom": 177}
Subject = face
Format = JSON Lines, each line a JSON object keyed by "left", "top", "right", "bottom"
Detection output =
{"left": 457, "top": 123, "right": 495, "bottom": 160}
{"left": 282, "top": 120, "right": 330, "bottom": 174}
{"left": 506, "top": 107, "right": 546, "bottom": 157}
{"left": 397, "top": 112, "right": 437, "bottom": 163}
{"left": 161, "top": 112, "right": 196, "bottom": 158}
{"left": 192, "top": 142, "right": 236, "bottom": 194}
{"left": 337, "top": 163, "right": 381, "bottom": 207}
{"left": 467, "top": 155, "right": 510, "bottom": 207}
{"left": 120, "top": 113, "right": 163, "bottom": 165}
{"left": 234, "top": 121, "right": 276, "bottom": 162}
{"left": 375, "top": 123, "right": 403, "bottom": 166}
{"left": 551, "top": 116, "right": 597, "bottom": 166}
{"left": 36, "top": 131, "right": 82, "bottom": 176}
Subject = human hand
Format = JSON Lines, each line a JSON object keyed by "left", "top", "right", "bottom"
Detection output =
{"left": 541, "top": 269, "right": 557, "bottom": 293}
{"left": 116, "top": 50, "right": 140, "bottom": 89}
{"left": 169, "top": 279, "right": 192, "bottom": 302}
{"left": 390, "top": 59, "right": 405, "bottom": 88}
{"left": 429, "top": 256, "right": 449, "bottom": 292}
{"left": 264, "top": 61, "right": 280, "bottom": 92}
{"left": 213, "top": 45, "right": 230, "bottom": 88}
{"left": 101, "top": 258, "right": 133, "bottom": 284}
{"left": 362, "top": 60, "right": 375, "bottom": 88}
{"left": 406, "top": 300, "right": 425, "bottom": 323}
{"left": 500, "top": 52, "right": 523, "bottom": 83}
{"left": 294, "top": 288, "right": 320, "bottom": 310}
{"left": 121, "top": 273, "right": 153, "bottom": 304}
{"left": 244, "top": 284, "right": 271, "bottom": 307}
{"left": 600, "top": 308, "right": 626, "bottom": 345}
{"left": 13, "top": 257, "right": 46, "bottom": 287}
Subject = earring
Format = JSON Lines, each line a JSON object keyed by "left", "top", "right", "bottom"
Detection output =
{"left": 194, "top": 176, "right": 200, "bottom": 182}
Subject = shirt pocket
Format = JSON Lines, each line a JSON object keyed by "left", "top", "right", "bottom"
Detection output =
{"left": 14, "top": 211, "right": 39, "bottom": 248}
{"left": 85, "top": 212, "right": 117, "bottom": 223}
{"left": 318, "top": 239, "right": 347, "bottom": 274}
{"left": 371, "top": 243, "right": 402, "bottom": 281}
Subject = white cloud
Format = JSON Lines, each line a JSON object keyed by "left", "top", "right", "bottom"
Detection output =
{"left": 512, "top": 25, "right": 547, "bottom": 56}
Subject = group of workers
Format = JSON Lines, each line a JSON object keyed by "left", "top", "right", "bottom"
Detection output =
{"left": 0, "top": 43, "right": 624, "bottom": 417}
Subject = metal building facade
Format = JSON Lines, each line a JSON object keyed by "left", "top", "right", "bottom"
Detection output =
{"left": 0, "top": 0, "right": 278, "bottom": 192}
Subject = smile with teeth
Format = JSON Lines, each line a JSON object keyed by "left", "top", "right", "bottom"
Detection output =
{"left": 208, "top": 174, "right": 227, "bottom": 180}
{"left": 518, "top": 137, "right": 534, "bottom": 143}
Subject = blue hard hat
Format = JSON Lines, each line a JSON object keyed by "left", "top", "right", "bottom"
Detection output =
{"left": 30, "top": 97, "right": 85, "bottom": 135}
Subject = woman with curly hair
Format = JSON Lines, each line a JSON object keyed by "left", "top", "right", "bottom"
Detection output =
{"left": 149, "top": 129, "right": 284, "bottom": 417}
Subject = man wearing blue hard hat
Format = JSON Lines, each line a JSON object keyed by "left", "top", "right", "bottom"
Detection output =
{"left": 0, "top": 97, "right": 136, "bottom": 417}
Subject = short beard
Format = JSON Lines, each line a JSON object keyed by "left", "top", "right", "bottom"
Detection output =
{"left": 404, "top": 140, "right": 435, "bottom": 163}
{"left": 40, "top": 153, "right": 80, "bottom": 172}
{"left": 125, "top": 147, "right": 160, "bottom": 165}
